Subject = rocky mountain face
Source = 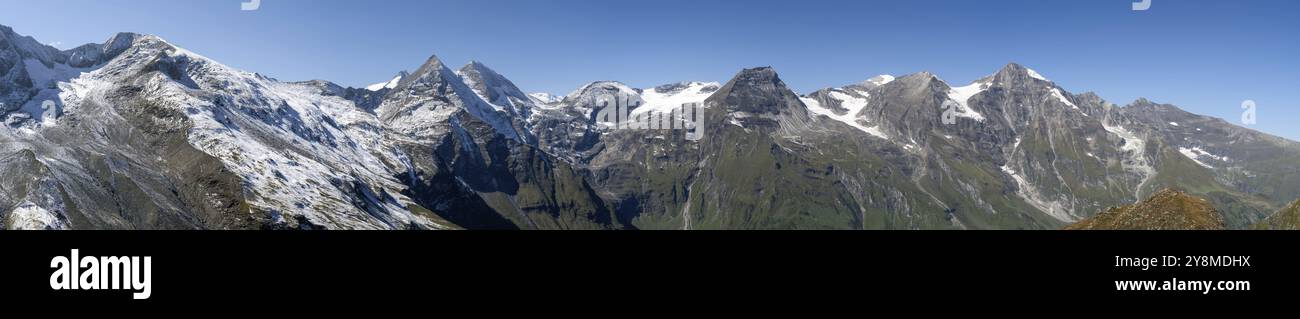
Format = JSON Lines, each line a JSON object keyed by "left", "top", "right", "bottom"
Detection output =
{"left": 373, "top": 54, "right": 615, "bottom": 229}
{"left": 2, "top": 28, "right": 454, "bottom": 230}
{"left": 1064, "top": 189, "right": 1226, "bottom": 230}
{"left": 2, "top": 25, "right": 1299, "bottom": 230}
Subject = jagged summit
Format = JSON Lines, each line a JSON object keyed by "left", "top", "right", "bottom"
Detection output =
{"left": 365, "top": 71, "right": 408, "bottom": 91}
{"left": 100, "top": 32, "right": 144, "bottom": 56}
{"left": 457, "top": 60, "right": 503, "bottom": 81}
{"left": 710, "top": 66, "right": 805, "bottom": 116}
{"left": 2, "top": 26, "right": 182, "bottom": 119}
{"left": 742, "top": 66, "right": 777, "bottom": 75}
{"left": 0, "top": 25, "right": 62, "bottom": 61}
{"left": 457, "top": 60, "right": 533, "bottom": 116}
{"left": 459, "top": 60, "right": 493, "bottom": 76}
{"left": 1127, "top": 97, "right": 1165, "bottom": 108}
{"left": 899, "top": 63, "right": 1048, "bottom": 90}
{"left": 989, "top": 62, "right": 1052, "bottom": 83}
{"left": 891, "top": 71, "right": 948, "bottom": 89}
{"left": 395, "top": 54, "right": 453, "bottom": 89}
{"left": 994, "top": 62, "right": 1030, "bottom": 76}
{"left": 376, "top": 52, "right": 525, "bottom": 142}
{"left": 1120, "top": 97, "right": 1200, "bottom": 122}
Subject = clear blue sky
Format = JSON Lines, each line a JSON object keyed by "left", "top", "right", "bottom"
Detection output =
{"left": 2, "top": 0, "right": 1297, "bottom": 140}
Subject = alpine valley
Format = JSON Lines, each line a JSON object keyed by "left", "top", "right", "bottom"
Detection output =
{"left": 4, "top": 25, "right": 1299, "bottom": 230}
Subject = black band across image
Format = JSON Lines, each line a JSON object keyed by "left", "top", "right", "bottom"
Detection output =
{"left": 1, "top": 231, "right": 1291, "bottom": 307}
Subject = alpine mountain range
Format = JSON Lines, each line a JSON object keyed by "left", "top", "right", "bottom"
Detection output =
{"left": 4, "top": 25, "right": 1300, "bottom": 230}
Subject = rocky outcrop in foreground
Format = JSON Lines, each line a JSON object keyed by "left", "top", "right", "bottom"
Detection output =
{"left": 1065, "top": 189, "right": 1226, "bottom": 230}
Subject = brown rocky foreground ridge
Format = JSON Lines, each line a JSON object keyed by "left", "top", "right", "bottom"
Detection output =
{"left": 1065, "top": 189, "right": 1227, "bottom": 230}
{"left": 1254, "top": 200, "right": 1300, "bottom": 230}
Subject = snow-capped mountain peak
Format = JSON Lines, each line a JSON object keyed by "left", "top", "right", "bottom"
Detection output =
{"left": 553, "top": 81, "right": 642, "bottom": 119}
{"left": 863, "top": 74, "right": 895, "bottom": 87}
{"left": 457, "top": 60, "right": 533, "bottom": 118}
{"left": 366, "top": 71, "right": 408, "bottom": 91}
{"left": 566, "top": 81, "right": 639, "bottom": 99}
{"left": 991, "top": 62, "right": 1051, "bottom": 84}
{"left": 377, "top": 54, "right": 524, "bottom": 142}
{"left": 0, "top": 26, "right": 455, "bottom": 230}
{"left": 0, "top": 25, "right": 63, "bottom": 63}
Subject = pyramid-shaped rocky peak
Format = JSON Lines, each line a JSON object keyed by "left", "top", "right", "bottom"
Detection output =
{"left": 709, "top": 67, "right": 805, "bottom": 116}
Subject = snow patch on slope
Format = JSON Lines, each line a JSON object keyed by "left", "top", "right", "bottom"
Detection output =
{"left": 24, "top": 58, "right": 94, "bottom": 89}
{"left": 1001, "top": 165, "right": 1074, "bottom": 222}
{"left": 1026, "top": 68, "right": 1049, "bottom": 81}
{"left": 1104, "top": 122, "right": 1156, "bottom": 199}
{"left": 1050, "top": 88, "right": 1079, "bottom": 110}
{"left": 1179, "top": 147, "right": 1229, "bottom": 169}
{"left": 828, "top": 91, "right": 867, "bottom": 111}
{"left": 185, "top": 78, "right": 430, "bottom": 229}
{"left": 865, "top": 75, "right": 895, "bottom": 86}
{"left": 946, "top": 82, "right": 988, "bottom": 122}
{"left": 366, "top": 74, "right": 404, "bottom": 91}
{"left": 6, "top": 201, "right": 67, "bottom": 230}
{"left": 71, "top": 36, "right": 450, "bottom": 229}
{"left": 528, "top": 93, "right": 563, "bottom": 104}
{"left": 801, "top": 91, "right": 888, "bottom": 140}
{"left": 634, "top": 82, "right": 718, "bottom": 115}
{"left": 1001, "top": 136, "right": 1075, "bottom": 222}
{"left": 5, "top": 58, "right": 100, "bottom": 131}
